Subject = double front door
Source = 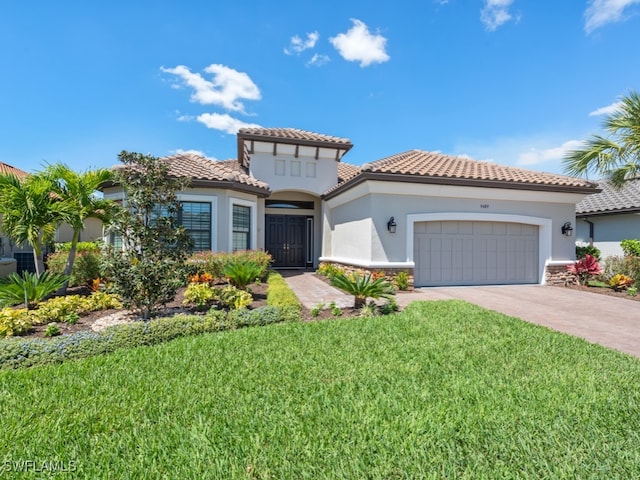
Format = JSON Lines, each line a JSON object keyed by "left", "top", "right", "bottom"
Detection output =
{"left": 265, "top": 215, "right": 311, "bottom": 268}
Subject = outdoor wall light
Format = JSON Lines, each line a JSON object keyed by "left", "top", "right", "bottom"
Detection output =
{"left": 387, "top": 216, "right": 397, "bottom": 233}
{"left": 561, "top": 221, "right": 573, "bottom": 237}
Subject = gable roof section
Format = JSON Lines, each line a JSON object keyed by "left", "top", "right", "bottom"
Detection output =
{"left": 324, "top": 149, "right": 599, "bottom": 198}
{"left": 0, "top": 161, "right": 28, "bottom": 179}
{"left": 576, "top": 179, "right": 640, "bottom": 215}
{"left": 237, "top": 128, "right": 353, "bottom": 167}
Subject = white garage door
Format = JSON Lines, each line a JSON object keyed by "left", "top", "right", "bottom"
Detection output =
{"left": 414, "top": 221, "right": 539, "bottom": 287}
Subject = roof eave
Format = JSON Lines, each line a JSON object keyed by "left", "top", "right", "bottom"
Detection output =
{"left": 577, "top": 207, "right": 640, "bottom": 217}
{"left": 237, "top": 132, "right": 353, "bottom": 152}
{"left": 323, "top": 172, "right": 600, "bottom": 199}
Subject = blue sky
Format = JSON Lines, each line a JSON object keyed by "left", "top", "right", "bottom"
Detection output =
{"left": 1, "top": 0, "right": 639, "bottom": 176}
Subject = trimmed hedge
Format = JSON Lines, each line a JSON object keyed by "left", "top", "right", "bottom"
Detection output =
{"left": 0, "top": 304, "right": 301, "bottom": 369}
{"left": 266, "top": 271, "right": 301, "bottom": 313}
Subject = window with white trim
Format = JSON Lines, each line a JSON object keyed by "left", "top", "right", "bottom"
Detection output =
{"left": 232, "top": 204, "right": 251, "bottom": 251}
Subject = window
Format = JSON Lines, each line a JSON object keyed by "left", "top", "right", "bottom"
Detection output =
{"left": 109, "top": 201, "right": 212, "bottom": 252}
{"left": 232, "top": 204, "right": 251, "bottom": 251}
{"left": 265, "top": 200, "right": 314, "bottom": 209}
{"left": 181, "top": 202, "right": 211, "bottom": 251}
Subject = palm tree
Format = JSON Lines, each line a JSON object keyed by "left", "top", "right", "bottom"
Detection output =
{"left": 0, "top": 174, "right": 67, "bottom": 275}
{"left": 564, "top": 90, "right": 640, "bottom": 187}
{"left": 42, "top": 164, "right": 113, "bottom": 293}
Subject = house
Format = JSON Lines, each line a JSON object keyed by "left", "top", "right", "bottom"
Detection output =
{"left": 101, "top": 128, "right": 599, "bottom": 287}
{"left": 575, "top": 179, "right": 640, "bottom": 258}
{"left": 0, "top": 161, "right": 35, "bottom": 273}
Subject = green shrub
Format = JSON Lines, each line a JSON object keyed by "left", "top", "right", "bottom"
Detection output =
{"left": 187, "top": 250, "right": 273, "bottom": 282}
{"left": 331, "top": 271, "right": 395, "bottom": 308}
{"left": 53, "top": 241, "right": 102, "bottom": 253}
{"left": 266, "top": 272, "right": 301, "bottom": 312}
{"left": 576, "top": 245, "right": 602, "bottom": 261}
{"left": 0, "top": 307, "right": 294, "bottom": 370}
{"left": 223, "top": 260, "right": 263, "bottom": 290}
{"left": 394, "top": 271, "right": 410, "bottom": 290}
{"left": 218, "top": 285, "right": 253, "bottom": 310}
{"left": 317, "top": 262, "right": 345, "bottom": 279}
{"left": 0, "top": 308, "right": 33, "bottom": 337}
{"left": 0, "top": 271, "right": 69, "bottom": 309}
{"left": 47, "top": 249, "right": 103, "bottom": 287}
{"left": 227, "top": 306, "right": 294, "bottom": 328}
{"left": 621, "top": 239, "right": 640, "bottom": 257}
{"left": 603, "top": 256, "right": 640, "bottom": 287}
{"left": 44, "top": 323, "right": 60, "bottom": 337}
{"left": 183, "top": 283, "right": 217, "bottom": 309}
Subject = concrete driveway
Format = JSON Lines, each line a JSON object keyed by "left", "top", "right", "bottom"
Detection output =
{"left": 396, "top": 285, "right": 640, "bottom": 358}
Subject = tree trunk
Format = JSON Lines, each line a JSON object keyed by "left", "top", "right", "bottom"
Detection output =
{"left": 57, "top": 229, "right": 80, "bottom": 295}
{"left": 33, "top": 244, "right": 44, "bottom": 276}
{"left": 354, "top": 295, "right": 366, "bottom": 309}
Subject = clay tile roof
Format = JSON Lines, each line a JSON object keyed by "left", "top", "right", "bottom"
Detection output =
{"left": 337, "top": 162, "right": 361, "bottom": 184}
{"left": 160, "top": 153, "right": 270, "bottom": 192}
{"left": 576, "top": 179, "right": 640, "bottom": 214}
{"left": 0, "top": 161, "right": 28, "bottom": 179}
{"left": 324, "top": 149, "right": 599, "bottom": 197}
{"left": 238, "top": 127, "right": 352, "bottom": 147}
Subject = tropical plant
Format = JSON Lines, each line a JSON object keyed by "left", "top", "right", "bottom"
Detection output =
{"left": 602, "top": 255, "right": 640, "bottom": 287}
{"left": 43, "top": 323, "right": 61, "bottom": 337}
{"left": 41, "top": 164, "right": 114, "bottom": 293}
{"left": 566, "top": 254, "right": 603, "bottom": 285}
{"left": 621, "top": 239, "right": 640, "bottom": 257}
{"left": 183, "top": 283, "right": 216, "bottom": 309}
{"left": 394, "top": 271, "right": 410, "bottom": 290}
{"left": 0, "top": 271, "right": 68, "bottom": 309}
{"left": 47, "top": 242, "right": 104, "bottom": 287}
{"left": 0, "top": 174, "right": 69, "bottom": 275}
{"left": 101, "top": 151, "right": 194, "bottom": 319}
{"left": 330, "top": 271, "right": 395, "bottom": 308}
{"left": 576, "top": 245, "right": 602, "bottom": 261}
{"left": 609, "top": 274, "right": 634, "bottom": 291}
{"left": 317, "top": 262, "right": 345, "bottom": 280}
{"left": 563, "top": 90, "right": 640, "bottom": 187}
{"left": 223, "top": 260, "right": 262, "bottom": 290}
{"left": 217, "top": 285, "right": 252, "bottom": 310}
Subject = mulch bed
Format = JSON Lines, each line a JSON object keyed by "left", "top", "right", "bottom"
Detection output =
{"left": 556, "top": 284, "right": 640, "bottom": 302}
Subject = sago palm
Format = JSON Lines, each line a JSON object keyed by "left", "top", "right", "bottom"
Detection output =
{"left": 564, "top": 90, "right": 640, "bottom": 187}
{"left": 330, "top": 271, "right": 394, "bottom": 309}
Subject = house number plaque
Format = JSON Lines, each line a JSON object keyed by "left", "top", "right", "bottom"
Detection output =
{"left": 480, "top": 204, "right": 489, "bottom": 209}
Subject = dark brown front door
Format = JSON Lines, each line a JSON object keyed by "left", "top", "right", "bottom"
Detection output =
{"left": 265, "top": 215, "right": 308, "bottom": 268}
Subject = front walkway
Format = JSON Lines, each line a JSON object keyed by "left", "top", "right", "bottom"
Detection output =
{"left": 282, "top": 272, "right": 640, "bottom": 358}
{"left": 280, "top": 271, "right": 353, "bottom": 308}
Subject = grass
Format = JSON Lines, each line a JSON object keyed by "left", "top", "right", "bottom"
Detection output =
{"left": 1, "top": 300, "right": 640, "bottom": 478}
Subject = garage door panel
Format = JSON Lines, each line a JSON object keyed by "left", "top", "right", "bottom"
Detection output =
{"left": 414, "top": 221, "right": 538, "bottom": 287}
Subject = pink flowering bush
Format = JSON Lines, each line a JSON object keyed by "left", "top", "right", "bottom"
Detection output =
{"left": 567, "top": 254, "right": 603, "bottom": 285}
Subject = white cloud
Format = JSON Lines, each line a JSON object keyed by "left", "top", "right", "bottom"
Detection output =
{"left": 197, "top": 113, "right": 261, "bottom": 135}
{"left": 284, "top": 31, "right": 319, "bottom": 55}
{"left": 589, "top": 100, "right": 623, "bottom": 116}
{"left": 585, "top": 0, "right": 640, "bottom": 33}
{"left": 307, "top": 53, "right": 330, "bottom": 67}
{"left": 516, "top": 140, "right": 584, "bottom": 166}
{"left": 161, "top": 64, "right": 260, "bottom": 113}
{"left": 329, "top": 19, "right": 390, "bottom": 67}
{"left": 480, "top": 0, "right": 515, "bottom": 31}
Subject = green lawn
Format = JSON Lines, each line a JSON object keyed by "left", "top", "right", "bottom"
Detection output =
{"left": 2, "top": 300, "right": 640, "bottom": 478}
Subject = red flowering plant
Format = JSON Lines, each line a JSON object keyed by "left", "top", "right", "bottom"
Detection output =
{"left": 566, "top": 254, "right": 603, "bottom": 285}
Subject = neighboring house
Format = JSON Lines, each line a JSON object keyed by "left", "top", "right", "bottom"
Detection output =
{"left": 575, "top": 179, "right": 640, "bottom": 258}
{"left": 0, "top": 161, "right": 37, "bottom": 273}
{"left": 101, "top": 128, "right": 599, "bottom": 287}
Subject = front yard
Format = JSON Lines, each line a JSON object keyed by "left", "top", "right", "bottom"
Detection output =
{"left": 1, "top": 300, "right": 639, "bottom": 478}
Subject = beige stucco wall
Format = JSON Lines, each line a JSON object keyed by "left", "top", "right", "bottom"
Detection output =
{"left": 248, "top": 142, "right": 339, "bottom": 195}
{"left": 322, "top": 180, "right": 588, "bottom": 276}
